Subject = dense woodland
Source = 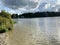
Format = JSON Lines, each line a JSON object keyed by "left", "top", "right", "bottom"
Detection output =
{"left": 11, "top": 12, "right": 60, "bottom": 18}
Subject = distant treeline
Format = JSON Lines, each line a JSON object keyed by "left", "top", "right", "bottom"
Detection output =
{"left": 11, "top": 12, "right": 60, "bottom": 18}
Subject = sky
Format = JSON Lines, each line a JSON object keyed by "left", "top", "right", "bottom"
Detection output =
{"left": 0, "top": 0, "right": 60, "bottom": 14}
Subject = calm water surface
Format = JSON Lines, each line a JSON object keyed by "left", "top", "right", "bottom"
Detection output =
{"left": 9, "top": 17, "right": 60, "bottom": 45}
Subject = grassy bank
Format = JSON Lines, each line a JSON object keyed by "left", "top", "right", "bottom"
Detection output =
{"left": 0, "top": 10, "right": 14, "bottom": 33}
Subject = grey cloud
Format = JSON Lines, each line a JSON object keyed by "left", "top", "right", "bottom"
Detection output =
{"left": 1, "top": 0, "right": 38, "bottom": 9}
{"left": 1, "top": 0, "right": 59, "bottom": 12}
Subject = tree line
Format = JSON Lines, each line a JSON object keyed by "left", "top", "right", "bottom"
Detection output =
{"left": 11, "top": 12, "right": 60, "bottom": 19}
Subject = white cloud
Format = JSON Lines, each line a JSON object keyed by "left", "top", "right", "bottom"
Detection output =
{"left": 57, "top": 0, "right": 60, "bottom": 4}
{"left": 35, "top": 0, "right": 60, "bottom": 12}
{"left": 45, "top": 3, "right": 51, "bottom": 9}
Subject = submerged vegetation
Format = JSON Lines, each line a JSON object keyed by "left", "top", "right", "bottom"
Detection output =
{"left": 0, "top": 10, "right": 14, "bottom": 33}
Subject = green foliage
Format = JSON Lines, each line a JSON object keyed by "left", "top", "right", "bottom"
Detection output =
{"left": 0, "top": 10, "right": 11, "bottom": 19}
{"left": 0, "top": 10, "right": 14, "bottom": 33}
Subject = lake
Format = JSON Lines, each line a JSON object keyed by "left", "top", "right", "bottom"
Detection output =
{"left": 8, "top": 17, "right": 60, "bottom": 45}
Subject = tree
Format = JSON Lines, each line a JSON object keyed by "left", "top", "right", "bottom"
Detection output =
{"left": 11, "top": 14, "right": 18, "bottom": 18}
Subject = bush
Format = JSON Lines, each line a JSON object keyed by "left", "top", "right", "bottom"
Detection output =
{"left": 0, "top": 10, "right": 14, "bottom": 33}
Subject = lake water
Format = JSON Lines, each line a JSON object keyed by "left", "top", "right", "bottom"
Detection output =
{"left": 8, "top": 17, "right": 60, "bottom": 45}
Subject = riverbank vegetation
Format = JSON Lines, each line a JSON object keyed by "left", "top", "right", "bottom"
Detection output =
{"left": 0, "top": 10, "right": 14, "bottom": 33}
{"left": 11, "top": 12, "right": 60, "bottom": 18}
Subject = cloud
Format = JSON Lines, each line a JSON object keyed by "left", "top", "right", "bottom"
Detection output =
{"left": 1, "top": 0, "right": 60, "bottom": 14}
{"left": 35, "top": 0, "right": 60, "bottom": 12}
{"left": 1, "top": 0, "right": 39, "bottom": 9}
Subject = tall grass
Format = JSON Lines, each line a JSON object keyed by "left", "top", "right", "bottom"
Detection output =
{"left": 0, "top": 10, "right": 14, "bottom": 33}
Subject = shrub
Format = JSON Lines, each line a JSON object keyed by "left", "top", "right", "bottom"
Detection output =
{"left": 0, "top": 10, "right": 14, "bottom": 33}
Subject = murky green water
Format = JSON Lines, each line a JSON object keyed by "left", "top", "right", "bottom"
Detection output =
{"left": 8, "top": 17, "right": 60, "bottom": 45}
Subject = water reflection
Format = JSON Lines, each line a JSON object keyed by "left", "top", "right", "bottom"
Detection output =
{"left": 9, "top": 17, "right": 60, "bottom": 45}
